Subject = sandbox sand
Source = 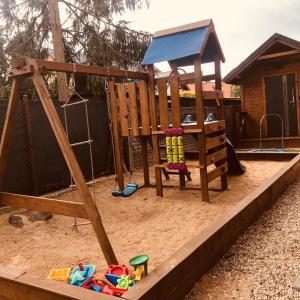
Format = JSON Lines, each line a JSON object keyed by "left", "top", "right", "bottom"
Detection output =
{"left": 0, "top": 160, "right": 287, "bottom": 279}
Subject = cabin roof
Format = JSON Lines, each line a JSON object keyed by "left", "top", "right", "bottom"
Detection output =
{"left": 224, "top": 33, "right": 300, "bottom": 84}
{"left": 142, "top": 19, "right": 225, "bottom": 66}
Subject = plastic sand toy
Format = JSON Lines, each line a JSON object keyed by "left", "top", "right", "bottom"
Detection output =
{"left": 48, "top": 268, "right": 72, "bottom": 283}
{"left": 116, "top": 275, "right": 134, "bottom": 289}
{"left": 129, "top": 255, "right": 149, "bottom": 275}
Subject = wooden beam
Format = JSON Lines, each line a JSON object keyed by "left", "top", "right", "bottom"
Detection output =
{"left": 124, "top": 154, "right": 300, "bottom": 300}
{"left": 147, "top": 65, "right": 163, "bottom": 196}
{"left": 0, "top": 79, "right": 22, "bottom": 183}
{"left": 194, "top": 55, "right": 209, "bottom": 202}
{"left": 10, "top": 58, "right": 148, "bottom": 80}
{"left": 30, "top": 61, "right": 117, "bottom": 265}
{"left": 205, "top": 120, "right": 225, "bottom": 134}
{"left": 206, "top": 147, "right": 227, "bottom": 166}
{"left": 257, "top": 49, "right": 300, "bottom": 60}
{"left": 206, "top": 134, "right": 226, "bottom": 150}
{"left": 207, "top": 163, "right": 228, "bottom": 183}
{"left": 0, "top": 271, "right": 117, "bottom": 300}
{"left": 155, "top": 73, "right": 216, "bottom": 85}
{"left": 214, "top": 56, "right": 227, "bottom": 190}
{"left": 0, "top": 192, "right": 88, "bottom": 219}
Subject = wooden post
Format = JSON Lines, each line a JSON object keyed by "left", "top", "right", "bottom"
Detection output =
{"left": 214, "top": 56, "right": 228, "bottom": 190}
{"left": 22, "top": 95, "right": 39, "bottom": 195}
{"left": 30, "top": 61, "right": 117, "bottom": 265}
{"left": 48, "top": 0, "right": 69, "bottom": 102}
{"left": 0, "top": 79, "right": 22, "bottom": 184}
{"left": 141, "top": 136, "right": 150, "bottom": 186}
{"left": 194, "top": 55, "right": 209, "bottom": 202}
{"left": 147, "top": 65, "right": 163, "bottom": 196}
{"left": 108, "top": 82, "right": 125, "bottom": 191}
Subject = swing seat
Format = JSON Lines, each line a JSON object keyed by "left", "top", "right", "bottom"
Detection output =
{"left": 122, "top": 183, "right": 138, "bottom": 197}
{"left": 112, "top": 183, "right": 138, "bottom": 197}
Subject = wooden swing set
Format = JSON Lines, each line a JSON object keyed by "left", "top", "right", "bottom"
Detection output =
{"left": 1, "top": 18, "right": 228, "bottom": 276}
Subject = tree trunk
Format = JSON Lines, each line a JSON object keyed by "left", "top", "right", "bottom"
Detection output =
{"left": 48, "top": 0, "right": 69, "bottom": 102}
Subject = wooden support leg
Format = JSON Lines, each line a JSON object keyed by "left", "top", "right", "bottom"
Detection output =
{"left": 141, "top": 136, "right": 150, "bottom": 186}
{"left": 30, "top": 61, "right": 117, "bottom": 265}
{"left": 194, "top": 55, "right": 209, "bottom": 202}
{"left": 153, "top": 135, "right": 163, "bottom": 196}
{"left": 0, "top": 79, "right": 22, "bottom": 184}
{"left": 179, "top": 170, "right": 186, "bottom": 189}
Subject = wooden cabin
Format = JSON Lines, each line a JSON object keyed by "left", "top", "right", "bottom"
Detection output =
{"left": 224, "top": 34, "right": 300, "bottom": 145}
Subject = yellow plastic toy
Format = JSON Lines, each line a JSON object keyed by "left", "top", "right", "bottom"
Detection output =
{"left": 48, "top": 268, "right": 72, "bottom": 283}
{"left": 133, "top": 266, "right": 144, "bottom": 281}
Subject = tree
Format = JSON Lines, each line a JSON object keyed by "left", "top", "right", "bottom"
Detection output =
{"left": 0, "top": 0, "right": 151, "bottom": 98}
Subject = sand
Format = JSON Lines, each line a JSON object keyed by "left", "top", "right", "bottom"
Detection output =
{"left": 0, "top": 160, "right": 287, "bottom": 279}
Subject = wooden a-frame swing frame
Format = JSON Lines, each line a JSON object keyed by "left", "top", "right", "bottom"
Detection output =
{"left": 0, "top": 57, "right": 148, "bottom": 266}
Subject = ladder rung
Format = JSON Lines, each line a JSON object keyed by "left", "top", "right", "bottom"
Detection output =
{"left": 69, "top": 179, "right": 95, "bottom": 188}
{"left": 70, "top": 139, "right": 93, "bottom": 147}
{"left": 73, "top": 221, "right": 91, "bottom": 227}
{"left": 62, "top": 99, "right": 88, "bottom": 108}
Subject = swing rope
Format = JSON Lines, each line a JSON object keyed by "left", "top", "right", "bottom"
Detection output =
{"left": 104, "top": 79, "right": 120, "bottom": 192}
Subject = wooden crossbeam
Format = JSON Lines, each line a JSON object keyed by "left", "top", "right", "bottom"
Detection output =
{"left": 206, "top": 134, "right": 226, "bottom": 150}
{"left": 207, "top": 163, "right": 228, "bottom": 183}
{"left": 155, "top": 72, "right": 216, "bottom": 84}
{"left": 9, "top": 57, "right": 148, "bottom": 80}
{"left": 206, "top": 147, "right": 227, "bottom": 166}
{"left": 0, "top": 192, "right": 88, "bottom": 219}
{"left": 258, "top": 49, "right": 300, "bottom": 60}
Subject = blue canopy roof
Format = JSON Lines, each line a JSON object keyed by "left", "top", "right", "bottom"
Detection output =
{"left": 142, "top": 27, "right": 209, "bottom": 65}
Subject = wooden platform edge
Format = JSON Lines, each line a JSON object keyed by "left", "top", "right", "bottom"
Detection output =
{"left": 124, "top": 154, "right": 300, "bottom": 300}
{"left": 0, "top": 270, "right": 120, "bottom": 300}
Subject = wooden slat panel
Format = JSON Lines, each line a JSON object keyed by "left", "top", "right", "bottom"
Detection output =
{"left": 202, "top": 90, "right": 224, "bottom": 100}
{"left": 0, "top": 192, "right": 89, "bottom": 219}
{"left": 205, "top": 120, "right": 226, "bottom": 134}
{"left": 137, "top": 80, "right": 150, "bottom": 135}
{"left": 206, "top": 134, "right": 226, "bottom": 150}
{"left": 127, "top": 82, "right": 139, "bottom": 137}
{"left": 157, "top": 79, "right": 169, "bottom": 130}
{"left": 116, "top": 83, "right": 128, "bottom": 137}
{"left": 207, "top": 163, "right": 228, "bottom": 183}
{"left": 170, "top": 76, "right": 181, "bottom": 127}
{"left": 206, "top": 147, "right": 227, "bottom": 166}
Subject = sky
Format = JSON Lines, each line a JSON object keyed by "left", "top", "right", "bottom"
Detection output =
{"left": 114, "top": 0, "right": 300, "bottom": 76}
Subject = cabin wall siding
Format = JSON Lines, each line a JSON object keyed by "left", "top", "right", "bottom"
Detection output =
{"left": 241, "top": 57, "right": 300, "bottom": 138}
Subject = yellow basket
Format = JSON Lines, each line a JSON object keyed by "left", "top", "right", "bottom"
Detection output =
{"left": 48, "top": 268, "right": 72, "bottom": 283}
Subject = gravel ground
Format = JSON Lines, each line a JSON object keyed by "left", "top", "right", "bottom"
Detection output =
{"left": 185, "top": 177, "right": 300, "bottom": 300}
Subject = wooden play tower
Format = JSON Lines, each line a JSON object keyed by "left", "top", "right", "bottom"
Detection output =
{"left": 109, "top": 19, "right": 228, "bottom": 202}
